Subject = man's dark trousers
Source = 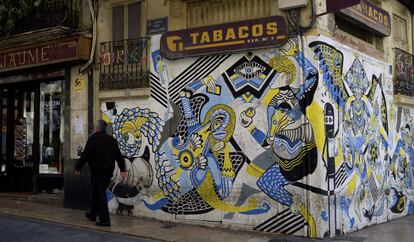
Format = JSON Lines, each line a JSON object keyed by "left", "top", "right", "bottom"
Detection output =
{"left": 89, "top": 171, "right": 112, "bottom": 224}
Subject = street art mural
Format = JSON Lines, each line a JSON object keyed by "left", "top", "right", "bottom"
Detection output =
{"left": 99, "top": 35, "right": 414, "bottom": 238}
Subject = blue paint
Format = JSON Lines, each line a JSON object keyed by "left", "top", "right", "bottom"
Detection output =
{"left": 143, "top": 197, "right": 169, "bottom": 210}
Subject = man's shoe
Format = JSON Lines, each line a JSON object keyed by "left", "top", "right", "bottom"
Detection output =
{"left": 85, "top": 212, "right": 96, "bottom": 222}
{"left": 95, "top": 221, "right": 111, "bottom": 227}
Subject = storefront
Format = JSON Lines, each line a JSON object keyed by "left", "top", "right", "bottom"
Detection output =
{"left": 0, "top": 35, "right": 91, "bottom": 194}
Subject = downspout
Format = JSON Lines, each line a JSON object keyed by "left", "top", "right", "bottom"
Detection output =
{"left": 410, "top": 1, "right": 414, "bottom": 54}
{"left": 79, "top": 0, "right": 97, "bottom": 73}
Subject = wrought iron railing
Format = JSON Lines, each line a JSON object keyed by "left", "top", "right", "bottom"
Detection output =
{"left": 394, "top": 48, "right": 414, "bottom": 97}
{"left": 4, "top": 0, "right": 80, "bottom": 37}
{"left": 99, "top": 38, "right": 150, "bottom": 90}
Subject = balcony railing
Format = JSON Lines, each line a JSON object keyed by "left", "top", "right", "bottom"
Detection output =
{"left": 2, "top": 0, "right": 80, "bottom": 37}
{"left": 99, "top": 38, "right": 150, "bottom": 90}
{"left": 394, "top": 48, "right": 414, "bottom": 97}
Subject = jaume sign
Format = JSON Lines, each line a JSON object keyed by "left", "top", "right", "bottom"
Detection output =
{"left": 0, "top": 35, "right": 91, "bottom": 73}
{"left": 161, "top": 16, "right": 288, "bottom": 59}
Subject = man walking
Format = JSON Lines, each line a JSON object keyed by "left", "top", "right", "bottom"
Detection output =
{"left": 75, "top": 120, "right": 127, "bottom": 226}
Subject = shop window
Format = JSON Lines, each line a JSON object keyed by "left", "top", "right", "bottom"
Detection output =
{"left": 39, "top": 80, "right": 65, "bottom": 174}
{"left": 393, "top": 14, "right": 408, "bottom": 51}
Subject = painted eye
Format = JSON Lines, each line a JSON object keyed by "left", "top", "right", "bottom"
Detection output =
{"left": 210, "top": 117, "right": 223, "bottom": 131}
{"left": 178, "top": 150, "right": 194, "bottom": 169}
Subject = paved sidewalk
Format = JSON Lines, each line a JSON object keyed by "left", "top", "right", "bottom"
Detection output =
{"left": 0, "top": 197, "right": 413, "bottom": 242}
{"left": 0, "top": 197, "right": 275, "bottom": 242}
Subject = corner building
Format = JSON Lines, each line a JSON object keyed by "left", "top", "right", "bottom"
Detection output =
{"left": 66, "top": 0, "right": 414, "bottom": 238}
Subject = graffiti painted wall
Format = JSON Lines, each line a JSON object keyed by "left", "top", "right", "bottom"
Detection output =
{"left": 100, "top": 35, "right": 414, "bottom": 238}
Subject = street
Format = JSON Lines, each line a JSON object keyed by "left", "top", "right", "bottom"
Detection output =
{"left": 0, "top": 214, "right": 157, "bottom": 242}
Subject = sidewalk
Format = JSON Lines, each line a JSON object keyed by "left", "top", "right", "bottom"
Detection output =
{"left": 0, "top": 197, "right": 277, "bottom": 242}
{"left": 0, "top": 196, "right": 413, "bottom": 242}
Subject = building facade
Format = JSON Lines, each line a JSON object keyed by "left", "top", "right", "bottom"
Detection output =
{"left": 2, "top": 0, "right": 413, "bottom": 239}
{"left": 0, "top": 0, "right": 93, "bottom": 197}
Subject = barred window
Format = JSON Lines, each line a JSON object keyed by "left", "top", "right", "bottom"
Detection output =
{"left": 394, "top": 48, "right": 414, "bottom": 97}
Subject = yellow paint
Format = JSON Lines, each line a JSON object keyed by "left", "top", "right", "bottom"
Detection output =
{"left": 221, "top": 145, "right": 235, "bottom": 179}
{"left": 241, "top": 93, "right": 254, "bottom": 102}
{"left": 307, "top": 102, "right": 325, "bottom": 151}
{"left": 246, "top": 163, "right": 265, "bottom": 177}
{"left": 279, "top": 142, "right": 316, "bottom": 172}
{"left": 196, "top": 170, "right": 260, "bottom": 212}
{"left": 346, "top": 173, "right": 358, "bottom": 195}
{"left": 262, "top": 88, "right": 280, "bottom": 105}
{"left": 185, "top": 40, "right": 245, "bottom": 50}
{"left": 154, "top": 191, "right": 165, "bottom": 200}
{"left": 102, "top": 113, "right": 111, "bottom": 123}
{"left": 300, "top": 204, "right": 316, "bottom": 238}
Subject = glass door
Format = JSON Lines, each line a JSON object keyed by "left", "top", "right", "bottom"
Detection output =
{"left": 0, "top": 86, "right": 37, "bottom": 192}
{"left": 0, "top": 89, "right": 8, "bottom": 178}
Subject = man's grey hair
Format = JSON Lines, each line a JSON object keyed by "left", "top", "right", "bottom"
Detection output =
{"left": 95, "top": 120, "right": 107, "bottom": 132}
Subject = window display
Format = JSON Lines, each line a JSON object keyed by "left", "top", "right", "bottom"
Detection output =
{"left": 39, "top": 80, "right": 64, "bottom": 174}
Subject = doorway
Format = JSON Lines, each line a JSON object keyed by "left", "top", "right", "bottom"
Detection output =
{"left": 0, "top": 85, "right": 38, "bottom": 192}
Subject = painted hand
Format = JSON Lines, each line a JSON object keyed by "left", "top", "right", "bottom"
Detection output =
{"left": 74, "top": 170, "right": 80, "bottom": 176}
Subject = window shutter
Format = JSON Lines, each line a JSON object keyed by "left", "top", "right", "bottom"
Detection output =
{"left": 112, "top": 5, "right": 124, "bottom": 41}
{"left": 128, "top": 2, "right": 141, "bottom": 39}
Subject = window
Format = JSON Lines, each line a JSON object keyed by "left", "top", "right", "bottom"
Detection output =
{"left": 112, "top": 1, "right": 141, "bottom": 41}
{"left": 39, "top": 80, "right": 65, "bottom": 174}
{"left": 335, "top": 14, "right": 384, "bottom": 51}
{"left": 393, "top": 14, "right": 408, "bottom": 51}
{"left": 186, "top": 0, "right": 273, "bottom": 28}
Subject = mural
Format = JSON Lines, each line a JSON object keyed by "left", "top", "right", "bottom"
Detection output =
{"left": 99, "top": 35, "right": 414, "bottom": 238}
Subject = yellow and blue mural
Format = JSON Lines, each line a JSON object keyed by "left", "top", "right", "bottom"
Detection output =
{"left": 101, "top": 35, "right": 414, "bottom": 238}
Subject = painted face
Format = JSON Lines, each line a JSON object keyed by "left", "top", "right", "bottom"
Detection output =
{"left": 266, "top": 88, "right": 312, "bottom": 160}
{"left": 262, "top": 87, "right": 317, "bottom": 183}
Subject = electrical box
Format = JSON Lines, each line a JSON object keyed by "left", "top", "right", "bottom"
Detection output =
{"left": 278, "top": 0, "right": 308, "bottom": 10}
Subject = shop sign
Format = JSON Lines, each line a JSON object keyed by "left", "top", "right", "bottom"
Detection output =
{"left": 339, "top": 0, "right": 391, "bottom": 36}
{"left": 147, "top": 17, "right": 168, "bottom": 35}
{"left": 0, "top": 35, "right": 91, "bottom": 73}
{"left": 160, "top": 16, "right": 288, "bottom": 59}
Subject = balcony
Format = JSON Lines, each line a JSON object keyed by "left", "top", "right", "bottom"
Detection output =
{"left": 99, "top": 38, "right": 150, "bottom": 90}
{"left": 394, "top": 48, "right": 414, "bottom": 97}
{"left": 0, "top": 0, "right": 80, "bottom": 38}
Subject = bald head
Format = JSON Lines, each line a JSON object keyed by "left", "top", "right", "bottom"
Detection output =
{"left": 94, "top": 120, "right": 107, "bottom": 133}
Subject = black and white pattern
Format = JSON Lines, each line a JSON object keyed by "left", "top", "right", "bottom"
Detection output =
{"left": 254, "top": 209, "right": 306, "bottom": 235}
{"left": 169, "top": 55, "right": 231, "bottom": 104}
{"left": 150, "top": 73, "right": 168, "bottom": 108}
{"left": 335, "top": 163, "right": 347, "bottom": 189}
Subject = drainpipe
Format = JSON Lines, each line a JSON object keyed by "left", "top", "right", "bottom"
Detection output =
{"left": 412, "top": 11, "right": 414, "bottom": 54}
{"left": 79, "top": 0, "right": 97, "bottom": 73}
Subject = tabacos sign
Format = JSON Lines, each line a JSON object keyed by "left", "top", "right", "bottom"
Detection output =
{"left": 161, "top": 16, "right": 288, "bottom": 59}
{"left": 340, "top": 0, "right": 391, "bottom": 36}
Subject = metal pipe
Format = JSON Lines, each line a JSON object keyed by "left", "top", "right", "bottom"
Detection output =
{"left": 79, "top": 0, "right": 97, "bottom": 73}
